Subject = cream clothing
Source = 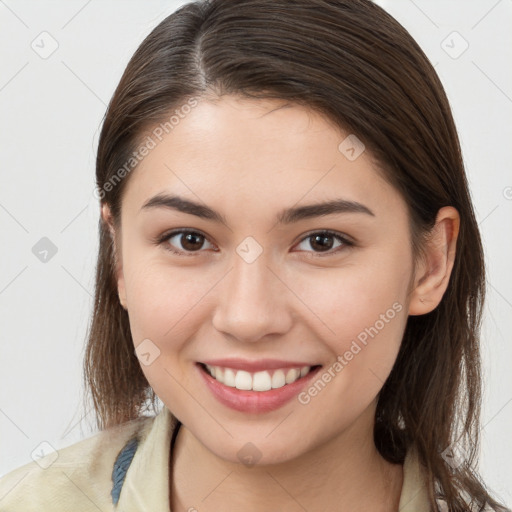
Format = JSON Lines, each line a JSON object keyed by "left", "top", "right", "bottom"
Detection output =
{"left": 0, "top": 406, "right": 432, "bottom": 511}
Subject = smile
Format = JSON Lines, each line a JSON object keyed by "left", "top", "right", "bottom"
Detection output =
{"left": 203, "top": 364, "right": 313, "bottom": 391}
{"left": 197, "top": 361, "right": 323, "bottom": 413}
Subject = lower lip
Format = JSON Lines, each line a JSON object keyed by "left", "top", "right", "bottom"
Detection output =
{"left": 197, "top": 363, "right": 322, "bottom": 413}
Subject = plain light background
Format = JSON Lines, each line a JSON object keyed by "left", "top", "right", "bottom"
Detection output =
{"left": 1, "top": 0, "right": 511, "bottom": 505}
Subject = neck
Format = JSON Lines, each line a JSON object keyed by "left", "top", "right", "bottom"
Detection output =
{"left": 169, "top": 408, "right": 403, "bottom": 512}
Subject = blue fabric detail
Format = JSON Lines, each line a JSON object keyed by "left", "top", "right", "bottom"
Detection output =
{"left": 111, "top": 437, "right": 139, "bottom": 505}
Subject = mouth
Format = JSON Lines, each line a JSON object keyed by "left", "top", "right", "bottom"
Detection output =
{"left": 196, "top": 361, "right": 323, "bottom": 413}
{"left": 198, "top": 362, "right": 321, "bottom": 392}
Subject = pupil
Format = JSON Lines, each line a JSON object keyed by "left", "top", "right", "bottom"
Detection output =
{"left": 182, "top": 233, "right": 203, "bottom": 251}
{"left": 312, "top": 234, "right": 333, "bottom": 252}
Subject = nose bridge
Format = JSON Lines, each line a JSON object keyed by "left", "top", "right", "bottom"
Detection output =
{"left": 212, "top": 243, "right": 291, "bottom": 342}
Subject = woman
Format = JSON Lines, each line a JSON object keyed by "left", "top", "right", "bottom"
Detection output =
{"left": 0, "top": 0, "right": 509, "bottom": 510}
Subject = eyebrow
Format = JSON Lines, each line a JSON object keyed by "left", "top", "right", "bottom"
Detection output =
{"left": 140, "top": 194, "right": 375, "bottom": 225}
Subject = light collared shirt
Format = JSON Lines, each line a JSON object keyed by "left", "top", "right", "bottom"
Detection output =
{"left": 0, "top": 406, "right": 432, "bottom": 511}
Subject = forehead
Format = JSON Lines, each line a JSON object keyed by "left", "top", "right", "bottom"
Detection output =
{"left": 121, "top": 95, "right": 403, "bottom": 222}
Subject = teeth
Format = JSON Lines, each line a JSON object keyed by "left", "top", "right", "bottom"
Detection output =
{"left": 285, "top": 368, "right": 300, "bottom": 384}
{"left": 204, "top": 364, "right": 312, "bottom": 391}
{"left": 253, "top": 371, "right": 272, "bottom": 391}
{"left": 271, "top": 369, "right": 286, "bottom": 389}
{"left": 235, "top": 370, "right": 253, "bottom": 390}
{"left": 224, "top": 368, "right": 236, "bottom": 387}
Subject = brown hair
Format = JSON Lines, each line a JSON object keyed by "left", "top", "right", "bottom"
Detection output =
{"left": 83, "top": 0, "right": 508, "bottom": 509}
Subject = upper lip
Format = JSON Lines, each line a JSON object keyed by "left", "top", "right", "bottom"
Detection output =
{"left": 200, "top": 358, "right": 320, "bottom": 372}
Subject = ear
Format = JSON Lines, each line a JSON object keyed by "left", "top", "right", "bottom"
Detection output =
{"left": 101, "top": 203, "right": 127, "bottom": 310}
{"left": 408, "top": 206, "right": 460, "bottom": 316}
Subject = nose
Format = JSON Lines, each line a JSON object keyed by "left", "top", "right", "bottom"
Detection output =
{"left": 211, "top": 249, "right": 293, "bottom": 343}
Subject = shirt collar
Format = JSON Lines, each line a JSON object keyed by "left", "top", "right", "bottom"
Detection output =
{"left": 399, "top": 445, "right": 431, "bottom": 511}
{"left": 116, "top": 406, "right": 176, "bottom": 510}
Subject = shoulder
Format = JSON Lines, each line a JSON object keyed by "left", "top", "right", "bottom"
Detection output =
{"left": 0, "top": 415, "right": 154, "bottom": 511}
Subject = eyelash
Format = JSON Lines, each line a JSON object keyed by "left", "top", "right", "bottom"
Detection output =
{"left": 154, "top": 229, "right": 354, "bottom": 258}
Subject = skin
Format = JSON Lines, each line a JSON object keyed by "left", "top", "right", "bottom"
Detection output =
{"left": 102, "top": 95, "right": 459, "bottom": 511}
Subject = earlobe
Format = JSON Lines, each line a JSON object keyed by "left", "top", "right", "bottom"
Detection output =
{"left": 100, "top": 203, "right": 128, "bottom": 310}
{"left": 408, "top": 206, "right": 460, "bottom": 316}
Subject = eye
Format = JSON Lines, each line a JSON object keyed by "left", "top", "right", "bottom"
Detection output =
{"left": 158, "top": 230, "right": 216, "bottom": 256}
{"left": 155, "top": 229, "right": 353, "bottom": 257}
{"left": 294, "top": 230, "right": 353, "bottom": 256}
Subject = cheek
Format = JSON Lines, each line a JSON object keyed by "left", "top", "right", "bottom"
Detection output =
{"left": 122, "top": 260, "right": 205, "bottom": 399}
{"left": 291, "top": 265, "right": 409, "bottom": 422}
{"left": 125, "top": 262, "right": 208, "bottom": 343}
{"left": 294, "top": 253, "right": 410, "bottom": 377}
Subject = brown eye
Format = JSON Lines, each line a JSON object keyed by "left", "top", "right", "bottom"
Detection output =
{"left": 177, "top": 232, "right": 205, "bottom": 251}
{"left": 309, "top": 233, "right": 336, "bottom": 252}
{"left": 160, "top": 230, "right": 215, "bottom": 255}
{"left": 295, "top": 231, "right": 353, "bottom": 255}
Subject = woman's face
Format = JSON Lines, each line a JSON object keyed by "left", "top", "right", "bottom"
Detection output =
{"left": 111, "top": 95, "right": 416, "bottom": 465}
